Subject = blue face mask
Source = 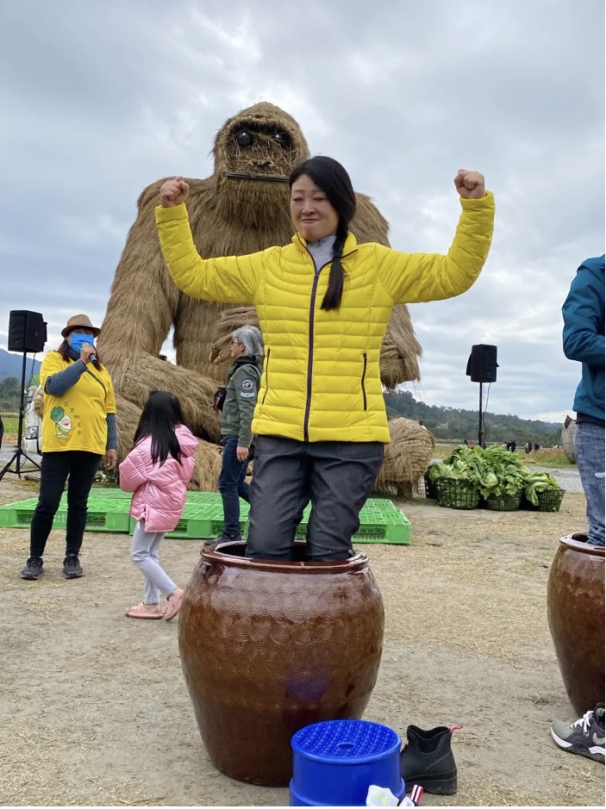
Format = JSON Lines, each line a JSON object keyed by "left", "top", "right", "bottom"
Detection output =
{"left": 70, "top": 333, "right": 95, "bottom": 352}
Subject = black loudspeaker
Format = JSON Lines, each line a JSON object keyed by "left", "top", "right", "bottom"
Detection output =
{"left": 466, "top": 344, "right": 498, "bottom": 383}
{"left": 8, "top": 310, "right": 47, "bottom": 353}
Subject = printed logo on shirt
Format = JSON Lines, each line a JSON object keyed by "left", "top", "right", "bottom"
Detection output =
{"left": 50, "top": 406, "right": 73, "bottom": 438}
{"left": 240, "top": 391, "right": 255, "bottom": 399}
{"left": 242, "top": 379, "right": 254, "bottom": 391}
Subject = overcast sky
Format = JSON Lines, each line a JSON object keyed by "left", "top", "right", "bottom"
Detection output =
{"left": 0, "top": 0, "right": 603, "bottom": 423}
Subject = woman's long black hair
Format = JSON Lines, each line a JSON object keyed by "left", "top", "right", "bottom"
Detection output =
{"left": 133, "top": 390, "right": 186, "bottom": 465}
{"left": 289, "top": 156, "right": 357, "bottom": 311}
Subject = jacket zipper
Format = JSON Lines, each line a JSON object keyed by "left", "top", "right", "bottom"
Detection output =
{"left": 304, "top": 269, "right": 322, "bottom": 442}
{"left": 262, "top": 348, "right": 271, "bottom": 405}
{"left": 299, "top": 236, "right": 357, "bottom": 442}
{"left": 361, "top": 353, "right": 368, "bottom": 411}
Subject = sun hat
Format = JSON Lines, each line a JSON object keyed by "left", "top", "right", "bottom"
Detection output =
{"left": 61, "top": 314, "right": 101, "bottom": 338}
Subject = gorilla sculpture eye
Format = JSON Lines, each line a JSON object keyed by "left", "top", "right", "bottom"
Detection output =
{"left": 274, "top": 132, "right": 291, "bottom": 147}
{"left": 236, "top": 130, "right": 253, "bottom": 147}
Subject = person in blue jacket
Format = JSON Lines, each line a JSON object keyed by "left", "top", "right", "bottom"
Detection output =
{"left": 552, "top": 256, "right": 605, "bottom": 766}
{"left": 562, "top": 254, "right": 605, "bottom": 547}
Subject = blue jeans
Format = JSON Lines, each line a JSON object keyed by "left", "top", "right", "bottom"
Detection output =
{"left": 217, "top": 437, "right": 251, "bottom": 538}
{"left": 575, "top": 422, "right": 605, "bottom": 546}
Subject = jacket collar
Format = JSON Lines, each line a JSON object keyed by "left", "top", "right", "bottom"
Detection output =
{"left": 292, "top": 231, "right": 358, "bottom": 258}
{"left": 228, "top": 355, "right": 259, "bottom": 379}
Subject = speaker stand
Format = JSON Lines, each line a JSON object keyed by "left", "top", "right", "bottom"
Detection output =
{"left": 478, "top": 382, "right": 484, "bottom": 448}
{"left": 0, "top": 351, "right": 41, "bottom": 482}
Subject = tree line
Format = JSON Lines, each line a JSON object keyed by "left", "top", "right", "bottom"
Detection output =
{"left": 0, "top": 376, "right": 22, "bottom": 411}
{"left": 0, "top": 375, "right": 41, "bottom": 412}
{"left": 384, "top": 390, "right": 561, "bottom": 446}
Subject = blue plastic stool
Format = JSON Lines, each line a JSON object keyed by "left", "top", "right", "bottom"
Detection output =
{"left": 290, "top": 719, "right": 405, "bottom": 806}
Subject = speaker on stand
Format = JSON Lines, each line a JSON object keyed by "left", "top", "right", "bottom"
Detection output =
{"left": 0, "top": 310, "right": 47, "bottom": 482}
{"left": 466, "top": 344, "right": 498, "bottom": 447}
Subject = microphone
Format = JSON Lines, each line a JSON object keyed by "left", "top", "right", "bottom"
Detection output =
{"left": 90, "top": 354, "right": 97, "bottom": 364}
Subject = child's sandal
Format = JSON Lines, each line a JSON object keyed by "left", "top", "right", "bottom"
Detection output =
{"left": 164, "top": 591, "right": 184, "bottom": 622}
{"left": 125, "top": 602, "right": 164, "bottom": 619}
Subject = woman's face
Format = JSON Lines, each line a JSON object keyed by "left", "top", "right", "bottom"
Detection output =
{"left": 290, "top": 174, "right": 339, "bottom": 242}
{"left": 230, "top": 337, "right": 245, "bottom": 358}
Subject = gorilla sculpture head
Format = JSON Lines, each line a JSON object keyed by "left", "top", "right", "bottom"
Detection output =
{"left": 211, "top": 102, "right": 310, "bottom": 227}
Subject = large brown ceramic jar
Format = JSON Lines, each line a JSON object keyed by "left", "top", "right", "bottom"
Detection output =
{"left": 178, "top": 542, "right": 384, "bottom": 786}
{"left": 547, "top": 534, "right": 605, "bottom": 715}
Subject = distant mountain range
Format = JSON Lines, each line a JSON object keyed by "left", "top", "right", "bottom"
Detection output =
{"left": 0, "top": 348, "right": 42, "bottom": 382}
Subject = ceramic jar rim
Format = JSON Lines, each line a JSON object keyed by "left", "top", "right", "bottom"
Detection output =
{"left": 560, "top": 533, "right": 605, "bottom": 557}
{"left": 200, "top": 542, "right": 369, "bottom": 574}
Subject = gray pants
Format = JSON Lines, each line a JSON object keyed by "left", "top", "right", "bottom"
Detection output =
{"left": 246, "top": 436, "right": 384, "bottom": 561}
{"left": 130, "top": 521, "right": 177, "bottom": 604}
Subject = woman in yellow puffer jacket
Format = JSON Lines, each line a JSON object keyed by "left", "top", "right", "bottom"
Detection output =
{"left": 156, "top": 157, "right": 495, "bottom": 561}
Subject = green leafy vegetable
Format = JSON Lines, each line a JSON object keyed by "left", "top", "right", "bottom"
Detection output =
{"left": 428, "top": 444, "right": 561, "bottom": 505}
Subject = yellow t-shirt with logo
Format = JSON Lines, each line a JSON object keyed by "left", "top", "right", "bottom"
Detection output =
{"left": 40, "top": 352, "right": 117, "bottom": 455}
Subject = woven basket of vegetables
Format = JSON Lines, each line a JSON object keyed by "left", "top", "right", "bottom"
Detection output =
{"left": 522, "top": 472, "right": 563, "bottom": 511}
{"left": 523, "top": 488, "right": 565, "bottom": 512}
{"left": 435, "top": 478, "right": 481, "bottom": 509}
{"left": 484, "top": 491, "right": 523, "bottom": 511}
{"left": 426, "top": 444, "right": 565, "bottom": 515}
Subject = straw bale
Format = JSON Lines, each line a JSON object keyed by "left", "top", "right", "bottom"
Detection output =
{"left": 379, "top": 306, "right": 422, "bottom": 387}
{"left": 190, "top": 440, "right": 222, "bottom": 492}
{"left": 374, "top": 417, "right": 435, "bottom": 496}
{"left": 561, "top": 415, "right": 577, "bottom": 463}
{"left": 114, "top": 395, "right": 143, "bottom": 462}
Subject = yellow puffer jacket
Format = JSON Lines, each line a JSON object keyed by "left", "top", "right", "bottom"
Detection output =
{"left": 156, "top": 193, "right": 494, "bottom": 443}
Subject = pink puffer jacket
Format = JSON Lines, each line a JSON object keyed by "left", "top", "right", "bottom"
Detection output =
{"left": 119, "top": 424, "right": 198, "bottom": 532}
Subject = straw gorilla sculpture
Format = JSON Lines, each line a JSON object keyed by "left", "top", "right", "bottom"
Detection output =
{"left": 99, "top": 102, "right": 423, "bottom": 489}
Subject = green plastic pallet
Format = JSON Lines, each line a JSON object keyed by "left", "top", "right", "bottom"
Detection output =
{"left": 295, "top": 501, "right": 411, "bottom": 545}
{"left": 0, "top": 498, "right": 41, "bottom": 527}
{"left": 0, "top": 494, "right": 410, "bottom": 544}
{"left": 129, "top": 500, "right": 250, "bottom": 540}
{"left": 0, "top": 496, "right": 130, "bottom": 532}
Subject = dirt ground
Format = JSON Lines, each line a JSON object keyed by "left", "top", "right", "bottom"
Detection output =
{"left": 0, "top": 472, "right": 604, "bottom": 807}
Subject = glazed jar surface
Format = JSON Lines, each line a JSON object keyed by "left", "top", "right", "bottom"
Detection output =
{"left": 178, "top": 542, "right": 385, "bottom": 786}
{"left": 547, "top": 534, "right": 605, "bottom": 715}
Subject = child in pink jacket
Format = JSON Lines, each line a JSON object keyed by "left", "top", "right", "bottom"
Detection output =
{"left": 119, "top": 391, "right": 197, "bottom": 621}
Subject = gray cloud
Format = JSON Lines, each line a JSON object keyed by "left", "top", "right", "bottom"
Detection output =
{"left": 0, "top": 0, "right": 602, "bottom": 421}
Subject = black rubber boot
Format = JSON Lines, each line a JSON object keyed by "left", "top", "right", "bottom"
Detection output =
{"left": 400, "top": 725, "right": 458, "bottom": 795}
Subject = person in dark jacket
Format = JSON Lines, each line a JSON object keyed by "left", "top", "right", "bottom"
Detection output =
{"left": 562, "top": 254, "right": 605, "bottom": 547}
{"left": 214, "top": 326, "right": 263, "bottom": 542}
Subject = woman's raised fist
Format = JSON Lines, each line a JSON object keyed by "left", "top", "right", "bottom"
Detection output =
{"left": 160, "top": 176, "right": 189, "bottom": 207}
